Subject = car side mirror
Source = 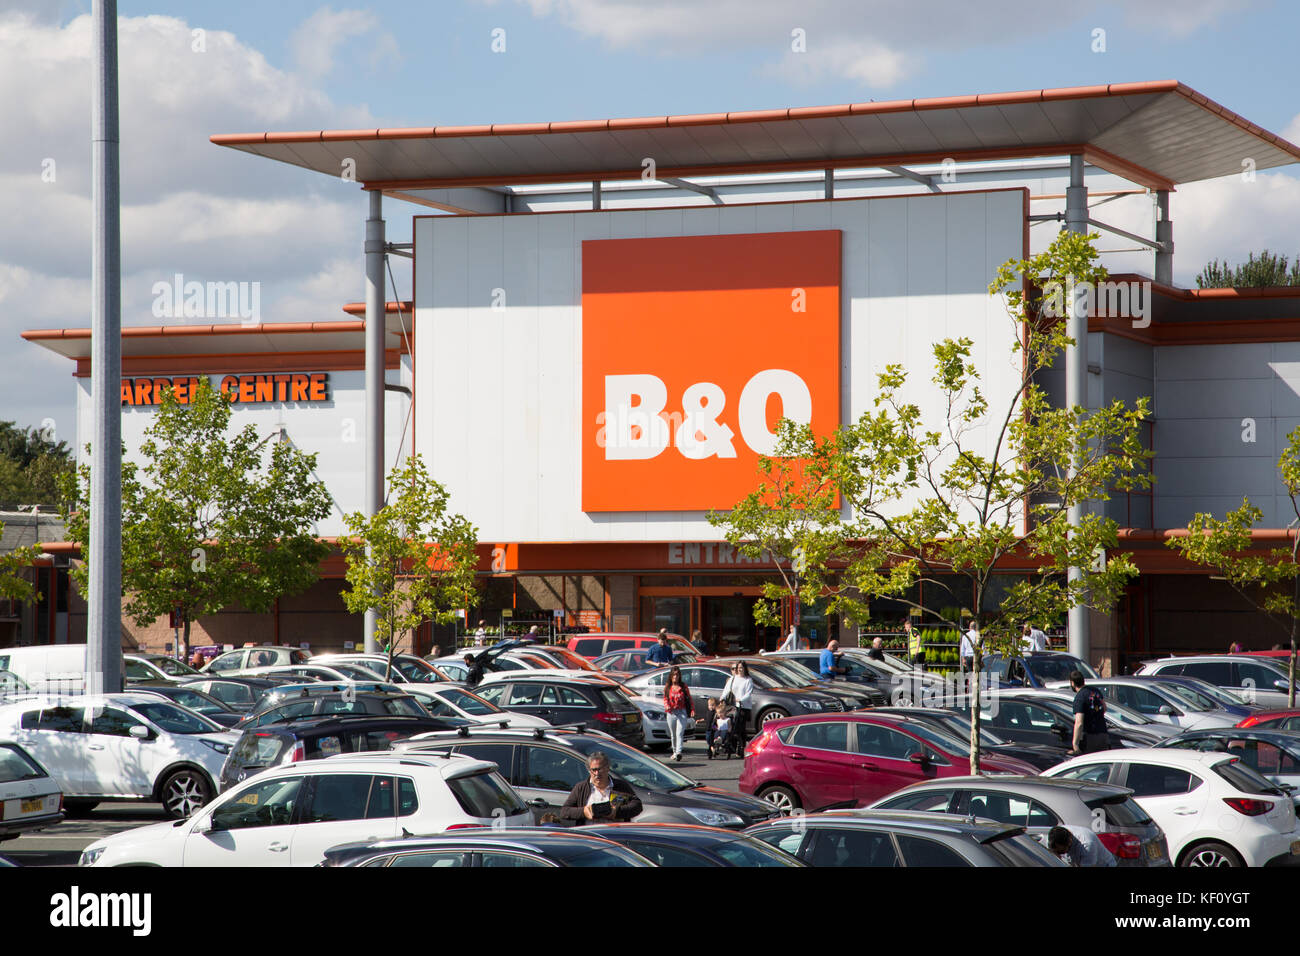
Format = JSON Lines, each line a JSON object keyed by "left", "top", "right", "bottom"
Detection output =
{"left": 908, "top": 751, "right": 929, "bottom": 766}
{"left": 1158, "top": 705, "right": 1175, "bottom": 716}
{"left": 1051, "top": 723, "right": 1070, "bottom": 740}
{"left": 1276, "top": 681, "right": 1290, "bottom": 691}
{"left": 129, "top": 724, "right": 151, "bottom": 739}
{"left": 192, "top": 815, "right": 214, "bottom": 835}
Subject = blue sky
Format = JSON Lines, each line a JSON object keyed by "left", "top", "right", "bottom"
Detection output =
{"left": 3, "top": 0, "right": 1300, "bottom": 437}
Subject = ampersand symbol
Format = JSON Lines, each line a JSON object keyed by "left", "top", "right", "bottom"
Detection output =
{"left": 675, "top": 382, "right": 736, "bottom": 459}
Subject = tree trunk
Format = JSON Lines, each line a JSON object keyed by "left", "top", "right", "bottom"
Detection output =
{"left": 182, "top": 616, "right": 191, "bottom": 665}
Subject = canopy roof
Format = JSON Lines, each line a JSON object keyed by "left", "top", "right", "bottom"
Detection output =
{"left": 211, "top": 81, "right": 1300, "bottom": 193}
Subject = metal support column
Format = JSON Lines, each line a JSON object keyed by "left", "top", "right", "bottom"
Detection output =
{"left": 1154, "top": 190, "right": 1173, "bottom": 286}
{"left": 363, "top": 190, "right": 385, "bottom": 654}
{"left": 89, "top": 0, "right": 122, "bottom": 695}
{"left": 1065, "top": 154, "right": 1090, "bottom": 662}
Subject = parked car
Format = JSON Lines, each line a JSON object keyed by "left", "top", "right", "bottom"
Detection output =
{"left": 321, "top": 827, "right": 655, "bottom": 867}
{"left": 593, "top": 649, "right": 661, "bottom": 676}
{"left": 1135, "top": 656, "right": 1295, "bottom": 708}
{"left": 1156, "top": 727, "right": 1300, "bottom": 796}
{"left": 1141, "top": 675, "right": 1262, "bottom": 720}
{"left": 78, "top": 752, "right": 534, "bottom": 867}
{"left": 1238, "top": 708, "right": 1300, "bottom": 731}
{"left": 1045, "top": 678, "right": 1240, "bottom": 731}
{"left": 745, "top": 809, "right": 1066, "bottom": 867}
{"left": 179, "top": 676, "right": 301, "bottom": 713}
{"left": 470, "top": 676, "right": 643, "bottom": 745}
{"left": 764, "top": 648, "right": 910, "bottom": 700}
{"left": 0, "top": 693, "right": 239, "bottom": 818}
{"left": 870, "top": 775, "right": 1170, "bottom": 866}
{"left": 581, "top": 823, "right": 805, "bottom": 866}
{"left": 0, "top": 644, "right": 100, "bottom": 694}
{"left": 566, "top": 633, "right": 696, "bottom": 661}
{"left": 0, "top": 741, "right": 63, "bottom": 840}
{"left": 124, "top": 654, "right": 201, "bottom": 683}
{"left": 729, "top": 656, "right": 884, "bottom": 710}
{"left": 1044, "top": 748, "right": 1300, "bottom": 867}
{"left": 218, "top": 714, "right": 457, "bottom": 790}
{"left": 204, "top": 645, "right": 313, "bottom": 675}
{"left": 239, "top": 663, "right": 386, "bottom": 683}
{"left": 738, "top": 712, "right": 1039, "bottom": 813}
{"left": 622, "top": 662, "right": 844, "bottom": 729}
{"left": 1004, "top": 688, "right": 1178, "bottom": 743}
{"left": 129, "top": 683, "right": 244, "bottom": 727}
{"left": 311, "top": 654, "right": 451, "bottom": 683}
{"left": 235, "top": 685, "right": 436, "bottom": 730}
{"left": 869, "top": 706, "right": 1070, "bottom": 771}
{"left": 396, "top": 726, "right": 778, "bottom": 828}
{"left": 983, "top": 651, "right": 1099, "bottom": 689}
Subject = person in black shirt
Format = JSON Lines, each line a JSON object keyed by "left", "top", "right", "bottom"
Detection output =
{"left": 867, "top": 636, "right": 886, "bottom": 662}
{"left": 1070, "top": 670, "right": 1109, "bottom": 754}
{"left": 463, "top": 652, "right": 486, "bottom": 687}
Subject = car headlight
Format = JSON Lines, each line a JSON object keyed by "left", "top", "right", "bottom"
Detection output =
{"left": 684, "top": 808, "right": 744, "bottom": 827}
{"left": 79, "top": 846, "right": 105, "bottom": 867}
{"left": 799, "top": 700, "right": 823, "bottom": 711}
{"left": 202, "top": 739, "right": 231, "bottom": 755}
{"left": 643, "top": 710, "right": 665, "bottom": 720}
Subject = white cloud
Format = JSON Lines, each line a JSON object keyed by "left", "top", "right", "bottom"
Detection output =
{"left": 1283, "top": 113, "right": 1300, "bottom": 147}
{"left": 288, "top": 7, "right": 401, "bottom": 80}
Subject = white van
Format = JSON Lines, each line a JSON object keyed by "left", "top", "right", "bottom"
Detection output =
{"left": 0, "top": 645, "right": 124, "bottom": 695}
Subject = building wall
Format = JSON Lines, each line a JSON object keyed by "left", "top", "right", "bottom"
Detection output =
{"left": 414, "top": 189, "right": 1026, "bottom": 542}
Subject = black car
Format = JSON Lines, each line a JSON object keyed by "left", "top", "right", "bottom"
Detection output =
{"left": 130, "top": 683, "right": 244, "bottom": 727}
{"left": 623, "top": 663, "right": 843, "bottom": 729}
{"left": 179, "top": 676, "right": 303, "bottom": 713}
{"left": 235, "top": 683, "right": 440, "bottom": 729}
{"left": 472, "top": 677, "right": 644, "bottom": 744}
{"left": 321, "top": 828, "right": 655, "bottom": 867}
{"left": 219, "top": 714, "right": 457, "bottom": 790}
{"left": 581, "top": 823, "right": 804, "bottom": 866}
{"left": 978, "top": 692, "right": 1161, "bottom": 750}
{"left": 396, "top": 726, "right": 778, "bottom": 828}
{"left": 871, "top": 706, "right": 1070, "bottom": 771}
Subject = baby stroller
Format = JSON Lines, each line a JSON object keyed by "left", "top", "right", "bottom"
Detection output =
{"left": 708, "top": 701, "right": 740, "bottom": 759}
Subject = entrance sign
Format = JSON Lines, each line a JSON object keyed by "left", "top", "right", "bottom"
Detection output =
{"left": 581, "top": 231, "right": 841, "bottom": 511}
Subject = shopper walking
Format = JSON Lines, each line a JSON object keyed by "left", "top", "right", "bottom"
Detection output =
{"left": 662, "top": 666, "right": 693, "bottom": 762}
{"left": 722, "top": 661, "right": 755, "bottom": 750}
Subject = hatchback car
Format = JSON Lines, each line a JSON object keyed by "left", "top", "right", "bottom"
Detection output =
{"left": 129, "top": 684, "right": 244, "bottom": 728}
{"left": 1044, "top": 748, "right": 1300, "bottom": 867}
{"left": 0, "top": 741, "right": 63, "bottom": 840}
{"left": 235, "top": 684, "right": 433, "bottom": 729}
{"left": 983, "top": 651, "right": 1100, "bottom": 689}
{"left": 470, "top": 677, "right": 643, "bottom": 744}
{"left": 581, "top": 823, "right": 805, "bottom": 866}
{"left": 124, "top": 654, "right": 202, "bottom": 683}
{"left": 745, "top": 809, "right": 1066, "bottom": 867}
{"left": 204, "top": 645, "right": 313, "bottom": 675}
{"left": 311, "top": 654, "right": 450, "bottom": 683}
{"left": 0, "top": 693, "right": 239, "bottom": 818}
{"left": 179, "top": 676, "right": 301, "bottom": 713}
{"left": 869, "top": 706, "right": 1069, "bottom": 771}
{"left": 738, "top": 712, "right": 1039, "bottom": 813}
{"left": 1156, "top": 728, "right": 1300, "bottom": 795}
{"left": 870, "top": 775, "right": 1170, "bottom": 866}
{"left": 398, "top": 684, "right": 551, "bottom": 730}
{"left": 1135, "top": 656, "right": 1295, "bottom": 708}
{"left": 1002, "top": 689, "right": 1176, "bottom": 744}
{"left": 1064, "top": 679, "right": 1241, "bottom": 731}
{"left": 78, "top": 752, "right": 535, "bottom": 867}
{"left": 321, "top": 828, "right": 655, "bottom": 867}
{"left": 396, "top": 726, "right": 777, "bottom": 828}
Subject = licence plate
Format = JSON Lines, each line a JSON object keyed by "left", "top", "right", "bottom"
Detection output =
{"left": 1146, "top": 842, "right": 1162, "bottom": 860}
{"left": 625, "top": 714, "right": 639, "bottom": 724}
{"left": 21, "top": 797, "right": 44, "bottom": 813}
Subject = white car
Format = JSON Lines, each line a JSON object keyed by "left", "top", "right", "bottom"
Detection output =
{"left": 1045, "top": 748, "right": 1300, "bottom": 867}
{"left": 1045, "top": 679, "right": 1240, "bottom": 731}
{"left": 311, "top": 654, "right": 448, "bottom": 684}
{"left": 238, "top": 663, "right": 387, "bottom": 683}
{"left": 398, "top": 684, "right": 550, "bottom": 729}
{"left": 77, "top": 752, "right": 533, "bottom": 867}
{"left": 0, "top": 741, "right": 63, "bottom": 840}
{"left": 0, "top": 694, "right": 240, "bottom": 819}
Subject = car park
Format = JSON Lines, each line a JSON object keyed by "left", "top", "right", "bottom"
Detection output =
{"left": 470, "top": 676, "right": 644, "bottom": 744}
{"left": 745, "top": 809, "right": 1066, "bottom": 867}
{"left": 623, "top": 662, "right": 845, "bottom": 728}
{"left": 396, "top": 726, "right": 777, "bottom": 828}
{"left": 321, "top": 827, "right": 656, "bottom": 867}
{"left": 581, "top": 823, "right": 805, "bottom": 866}
{"left": 1156, "top": 727, "right": 1300, "bottom": 795}
{"left": 234, "top": 684, "right": 435, "bottom": 729}
{"left": 78, "top": 752, "right": 534, "bottom": 867}
{"left": 0, "top": 693, "right": 239, "bottom": 818}
{"left": 1060, "top": 678, "right": 1242, "bottom": 730}
{"left": 396, "top": 684, "right": 550, "bottom": 729}
{"left": 0, "top": 741, "right": 63, "bottom": 841}
{"left": 129, "top": 684, "right": 244, "bottom": 727}
{"left": 1135, "top": 656, "right": 1295, "bottom": 708}
{"left": 218, "top": 714, "right": 457, "bottom": 790}
{"left": 179, "top": 676, "right": 301, "bottom": 712}
{"left": 869, "top": 775, "right": 1170, "bottom": 866}
{"left": 1002, "top": 688, "right": 1177, "bottom": 743}
{"left": 204, "top": 645, "right": 313, "bottom": 675}
{"left": 870, "top": 706, "right": 1069, "bottom": 771}
{"left": 737, "top": 712, "right": 1040, "bottom": 814}
{"left": 1044, "top": 748, "right": 1300, "bottom": 867}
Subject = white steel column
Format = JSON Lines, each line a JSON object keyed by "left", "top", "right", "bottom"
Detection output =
{"left": 363, "top": 190, "right": 385, "bottom": 654}
{"left": 89, "top": 0, "right": 122, "bottom": 694}
{"left": 1065, "top": 154, "right": 1089, "bottom": 661}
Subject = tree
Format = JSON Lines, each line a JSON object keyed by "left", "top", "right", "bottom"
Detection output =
{"left": 0, "top": 519, "right": 41, "bottom": 606}
{"left": 339, "top": 454, "right": 478, "bottom": 679}
{"left": 61, "top": 378, "right": 332, "bottom": 656}
{"left": 0, "top": 421, "right": 74, "bottom": 509}
{"left": 1167, "top": 428, "right": 1300, "bottom": 707}
{"left": 712, "top": 231, "right": 1154, "bottom": 772}
{"left": 1196, "top": 250, "right": 1300, "bottom": 288}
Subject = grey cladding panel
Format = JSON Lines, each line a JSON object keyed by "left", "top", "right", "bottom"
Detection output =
{"left": 1155, "top": 419, "right": 1276, "bottom": 462}
{"left": 1156, "top": 343, "right": 1273, "bottom": 381}
{"left": 1156, "top": 379, "right": 1271, "bottom": 420}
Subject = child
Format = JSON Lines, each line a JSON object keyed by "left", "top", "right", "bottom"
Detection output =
{"left": 709, "top": 698, "right": 735, "bottom": 759}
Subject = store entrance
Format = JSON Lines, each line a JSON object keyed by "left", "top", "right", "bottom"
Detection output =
{"left": 638, "top": 581, "right": 783, "bottom": 656}
{"left": 701, "top": 596, "right": 764, "bottom": 655}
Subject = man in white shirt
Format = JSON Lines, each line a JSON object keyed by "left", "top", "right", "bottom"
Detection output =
{"left": 777, "top": 626, "right": 803, "bottom": 651}
{"left": 1022, "top": 623, "right": 1049, "bottom": 654}
{"left": 959, "top": 622, "right": 977, "bottom": 673}
{"left": 473, "top": 620, "right": 487, "bottom": 647}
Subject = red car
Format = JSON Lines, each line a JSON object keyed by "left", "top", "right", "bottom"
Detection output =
{"left": 1236, "top": 708, "right": 1300, "bottom": 731}
{"left": 738, "top": 712, "right": 1040, "bottom": 814}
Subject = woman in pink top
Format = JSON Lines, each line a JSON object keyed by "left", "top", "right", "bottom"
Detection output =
{"left": 662, "top": 666, "right": 694, "bottom": 762}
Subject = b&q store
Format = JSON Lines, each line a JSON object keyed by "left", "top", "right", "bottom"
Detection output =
{"left": 21, "top": 81, "right": 1300, "bottom": 673}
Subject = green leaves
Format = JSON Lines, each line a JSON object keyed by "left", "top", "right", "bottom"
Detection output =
{"left": 61, "top": 377, "right": 331, "bottom": 630}
{"left": 339, "top": 454, "right": 479, "bottom": 655}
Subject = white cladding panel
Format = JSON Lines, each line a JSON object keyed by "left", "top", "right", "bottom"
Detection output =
{"left": 415, "top": 191, "right": 1025, "bottom": 542}
{"left": 76, "top": 367, "right": 411, "bottom": 538}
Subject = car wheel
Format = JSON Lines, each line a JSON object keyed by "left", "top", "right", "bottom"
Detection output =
{"left": 160, "top": 769, "right": 213, "bottom": 819}
{"left": 758, "top": 784, "right": 801, "bottom": 815}
{"left": 63, "top": 799, "right": 100, "bottom": 817}
{"left": 758, "top": 707, "right": 789, "bottom": 726}
{"left": 1180, "top": 841, "right": 1244, "bottom": 868}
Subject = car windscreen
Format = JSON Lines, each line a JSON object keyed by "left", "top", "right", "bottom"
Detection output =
{"left": 1156, "top": 682, "right": 1219, "bottom": 712}
{"left": 168, "top": 690, "right": 227, "bottom": 715}
{"left": 568, "top": 738, "right": 696, "bottom": 792}
{"left": 1025, "top": 655, "right": 1099, "bottom": 683}
{"left": 438, "top": 688, "right": 501, "bottom": 716}
{"left": 709, "top": 837, "right": 804, "bottom": 867}
{"left": 0, "top": 744, "right": 47, "bottom": 782}
{"left": 990, "top": 832, "right": 1066, "bottom": 867}
{"left": 1214, "top": 758, "right": 1287, "bottom": 797}
{"left": 599, "top": 689, "right": 638, "bottom": 713}
{"left": 446, "top": 770, "right": 528, "bottom": 817}
{"left": 762, "top": 660, "right": 820, "bottom": 685}
{"left": 229, "top": 732, "right": 289, "bottom": 768}
{"left": 895, "top": 721, "right": 971, "bottom": 755}
{"left": 933, "top": 713, "right": 1006, "bottom": 747}
{"left": 391, "top": 658, "right": 440, "bottom": 682}
{"left": 131, "top": 700, "right": 225, "bottom": 734}
{"left": 156, "top": 658, "right": 201, "bottom": 677}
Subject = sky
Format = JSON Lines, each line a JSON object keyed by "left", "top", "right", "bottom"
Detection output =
{"left": 3, "top": 0, "right": 1300, "bottom": 440}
